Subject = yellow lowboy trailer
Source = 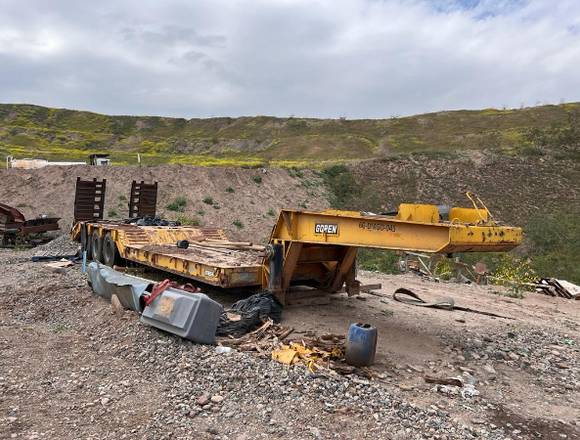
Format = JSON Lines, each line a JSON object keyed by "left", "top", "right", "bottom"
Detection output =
{"left": 71, "top": 202, "right": 522, "bottom": 304}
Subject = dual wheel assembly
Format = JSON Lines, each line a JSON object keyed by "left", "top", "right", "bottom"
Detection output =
{"left": 80, "top": 225, "right": 122, "bottom": 267}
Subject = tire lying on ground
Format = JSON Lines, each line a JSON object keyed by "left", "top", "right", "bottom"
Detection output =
{"left": 91, "top": 230, "right": 103, "bottom": 262}
{"left": 102, "top": 232, "right": 122, "bottom": 267}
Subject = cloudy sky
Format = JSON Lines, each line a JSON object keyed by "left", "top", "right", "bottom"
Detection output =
{"left": 1, "top": 0, "right": 579, "bottom": 118}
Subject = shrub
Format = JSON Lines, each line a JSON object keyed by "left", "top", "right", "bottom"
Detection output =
{"left": 202, "top": 197, "right": 214, "bottom": 205}
{"left": 288, "top": 167, "right": 304, "bottom": 178}
{"left": 225, "top": 186, "right": 235, "bottom": 193}
{"left": 253, "top": 175, "right": 262, "bottom": 184}
{"left": 525, "top": 211, "right": 580, "bottom": 283}
{"left": 462, "top": 211, "right": 580, "bottom": 287}
{"left": 107, "top": 208, "right": 119, "bottom": 218}
{"left": 357, "top": 249, "right": 399, "bottom": 274}
{"left": 166, "top": 196, "right": 187, "bottom": 212}
{"left": 267, "top": 208, "right": 276, "bottom": 217}
{"left": 233, "top": 219, "right": 244, "bottom": 229}
{"left": 176, "top": 215, "right": 201, "bottom": 226}
{"left": 485, "top": 255, "right": 537, "bottom": 298}
{"left": 321, "top": 164, "right": 382, "bottom": 212}
{"left": 433, "top": 258, "right": 456, "bottom": 281}
{"left": 520, "top": 146, "right": 545, "bottom": 157}
{"left": 286, "top": 118, "right": 307, "bottom": 130}
{"left": 321, "top": 165, "right": 360, "bottom": 209}
{"left": 50, "top": 323, "right": 68, "bottom": 333}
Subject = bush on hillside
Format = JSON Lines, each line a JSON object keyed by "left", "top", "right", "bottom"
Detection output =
{"left": 357, "top": 249, "right": 399, "bottom": 274}
{"left": 166, "top": 196, "right": 187, "bottom": 212}
{"left": 321, "top": 165, "right": 360, "bottom": 209}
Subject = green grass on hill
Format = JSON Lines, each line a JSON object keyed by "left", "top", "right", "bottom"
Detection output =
{"left": 1, "top": 102, "right": 580, "bottom": 165}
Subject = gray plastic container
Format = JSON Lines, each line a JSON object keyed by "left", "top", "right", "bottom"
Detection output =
{"left": 140, "top": 289, "right": 223, "bottom": 344}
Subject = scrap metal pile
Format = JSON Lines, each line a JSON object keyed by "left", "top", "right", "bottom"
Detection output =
{"left": 400, "top": 251, "right": 481, "bottom": 284}
{"left": 401, "top": 252, "right": 580, "bottom": 301}
{"left": 218, "top": 321, "right": 362, "bottom": 376}
{"left": 0, "top": 202, "right": 60, "bottom": 247}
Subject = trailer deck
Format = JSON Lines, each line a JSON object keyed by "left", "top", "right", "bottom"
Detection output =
{"left": 71, "top": 221, "right": 264, "bottom": 288}
{"left": 124, "top": 243, "right": 263, "bottom": 288}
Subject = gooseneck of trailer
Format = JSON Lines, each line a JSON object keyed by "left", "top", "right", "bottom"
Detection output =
{"left": 261, "top": 205, "right": 521, "bottom": 303}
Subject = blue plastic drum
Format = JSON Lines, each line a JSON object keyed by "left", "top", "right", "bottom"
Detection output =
{"left": 345, "top": 323, "right": 378, "bottom": 367}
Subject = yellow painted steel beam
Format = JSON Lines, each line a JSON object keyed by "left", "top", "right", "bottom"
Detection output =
{"left": 270, "top": 209, "right": 522, "bottom": 254}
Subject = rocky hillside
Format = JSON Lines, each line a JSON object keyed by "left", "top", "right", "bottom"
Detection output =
{"left": 346, "top": 152, "right": 579, "bottom": 225}
{"left": 1, "top": 102, "right": 580, "bottom": 166}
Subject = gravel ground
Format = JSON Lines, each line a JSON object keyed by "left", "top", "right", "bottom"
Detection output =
{"left": 0, "top": 239, "right": 578, "bottom": 439}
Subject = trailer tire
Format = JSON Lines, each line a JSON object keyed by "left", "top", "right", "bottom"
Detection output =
{"left": 91, "top": 230, "right": 103, "bottom": 262}
{"left": 102, "top": 233, "right": 121, "bottom": 267}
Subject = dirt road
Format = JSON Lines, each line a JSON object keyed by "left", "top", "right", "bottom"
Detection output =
{"left": 0, "top": 242, "right": 578, "bottom": 439}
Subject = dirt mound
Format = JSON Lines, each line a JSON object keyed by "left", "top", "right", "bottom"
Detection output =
{"left": 0, "top": 165, "right": 329, "bottom": 242}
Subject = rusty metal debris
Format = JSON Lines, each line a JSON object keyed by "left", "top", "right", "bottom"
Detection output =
{"left": 0, "top": 202, "right": 60, "bottom": 246}
{"left": 536, "top": 278, "right": 580, "bottom": 300}
{"left": 425, "top": 374, "right": 481, "bottom": 398}
{"left": 218, "top": 324, "right": 362, "bottom": 376}
{"left": 269, "top": 332, "right": 379, "bottom": 377}
{"left": 400, "top": 251, "right": 476, "bottom": 283}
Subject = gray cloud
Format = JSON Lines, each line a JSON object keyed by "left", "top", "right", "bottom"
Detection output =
{"left": 0, "top": 0, "right": 579, "bottom": 118}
